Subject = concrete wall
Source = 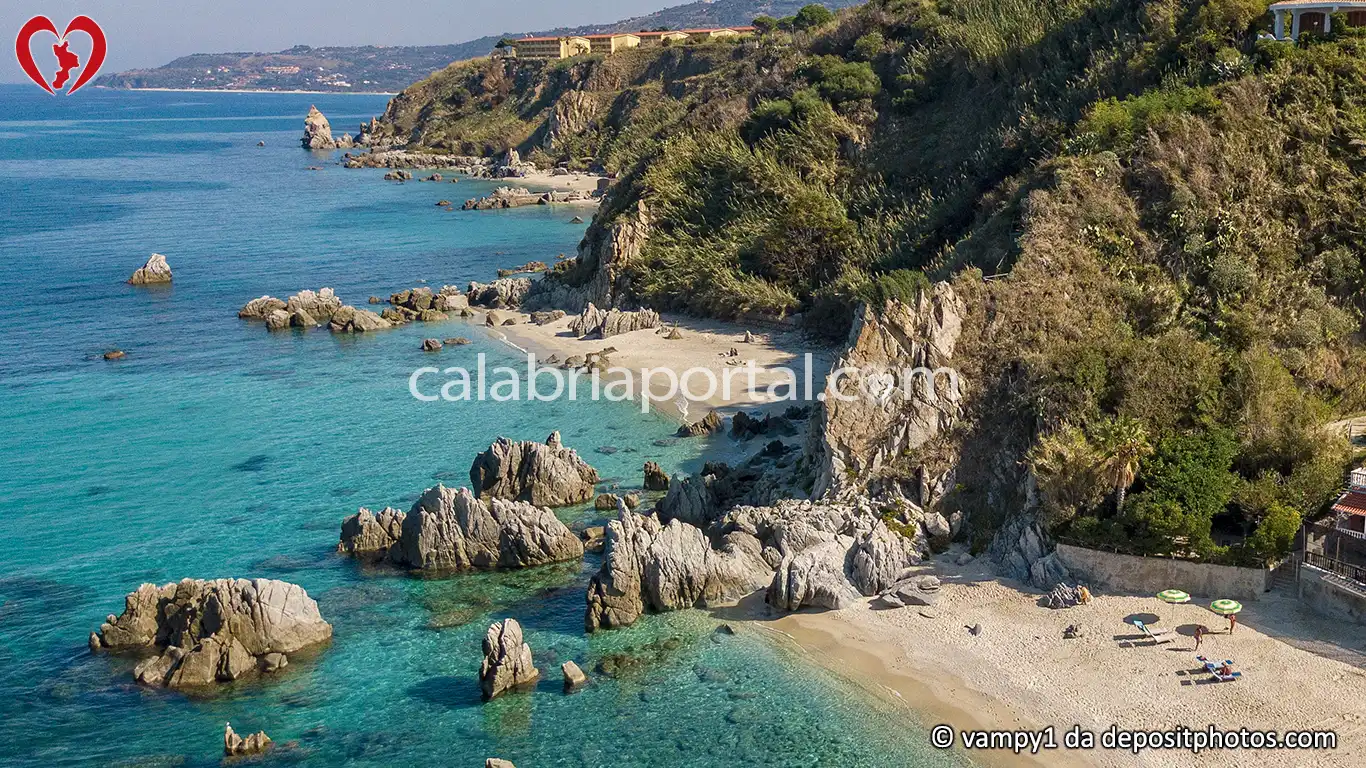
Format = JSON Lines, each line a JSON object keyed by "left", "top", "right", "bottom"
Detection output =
{"left": 1054, "top": 544, "right": 1273, "bottom": 600}
{"left": 1298, "top": 564, "right": 1366, "bottom": 624}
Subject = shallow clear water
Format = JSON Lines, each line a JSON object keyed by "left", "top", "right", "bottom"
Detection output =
{"left": 0, "top": 85, "right": 958, "bottom": 767}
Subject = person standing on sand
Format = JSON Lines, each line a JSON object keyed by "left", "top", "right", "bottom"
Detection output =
{"left": 1194, "top": 625, "right": 1206, "bottom": 650}
{"left": 1228, "top": 614, "right": 1237, "bottom": 634}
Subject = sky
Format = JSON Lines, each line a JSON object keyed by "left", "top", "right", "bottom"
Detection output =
{"left": 1, "top": 0, "right": 672, "bottom": 82}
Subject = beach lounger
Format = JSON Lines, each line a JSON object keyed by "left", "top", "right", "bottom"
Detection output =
{"left": 1197, "top": 655, "right": 1242, "bottom": 682}
{"left": 1133, "top": 619, "right": 1178, "bottom": 644}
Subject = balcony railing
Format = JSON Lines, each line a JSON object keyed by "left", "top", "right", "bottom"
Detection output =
{"left": 1304, "top": 550, "right": 1366, "bottom": 587}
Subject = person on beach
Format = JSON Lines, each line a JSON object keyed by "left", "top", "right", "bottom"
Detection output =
{"left": 1194, "top": 625, "right": 1206, "bottom": 651}
{"left": 1228, "top": 614, "right": 1237, "bottom": 634}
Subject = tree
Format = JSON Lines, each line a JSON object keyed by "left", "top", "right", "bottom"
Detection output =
{"left": 1246, "top": 502, "right": 1301, "bottom": 561}
{"left": 1093, "top": 416, "right": 1152, "bottom": 513}
{"left": 1028, "top": 424, "right": 1106, "bottom": 525}
{"left": 752, "top": 15, "right": 779, "bottom": 33}
{"left": 792, "top": 4, "right": 835, "bottom": 31}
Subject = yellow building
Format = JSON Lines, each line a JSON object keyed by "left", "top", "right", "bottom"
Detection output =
{"left": 509, "top": 27, "right": 753, "bottom": 59}
{"left": 512, "top": 35, "right": 592, "bottom": 60}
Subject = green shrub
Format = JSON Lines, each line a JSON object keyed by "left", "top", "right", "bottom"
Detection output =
{"left": 800, "top": 55, "right": 881, "bottom": 104}
{"left": 752, "top": 15, "right": 779, "bottom": 33}
{"left": 1078, "top": 87, "right": 1222, "bottom": 149}
{"left": 852, "top": 31, "right": 886, "bottom": 61}
{"left": 792, "top": 4, "right": 836, "bottom": 31}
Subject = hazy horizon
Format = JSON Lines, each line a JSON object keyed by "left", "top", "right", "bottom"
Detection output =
{"left": 1, "top": 0, "right": 676, "bottom": 84}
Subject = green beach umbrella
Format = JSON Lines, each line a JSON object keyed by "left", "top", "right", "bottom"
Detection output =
{"left": 1157, "top": 589, "right": 1190, "bottom": 604}
{"left": 1209, "top": 599, "right": 1243, "bottom": 615}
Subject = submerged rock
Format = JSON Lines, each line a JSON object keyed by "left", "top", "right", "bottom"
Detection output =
{"left": 128, "top": 253, "right": 172, "bottom": 285}
{"left": 468, "top": 432, "right": 599, "bottom": 507}
{"left": 94, "top": 578, "right": 331, "bottom": 689}
{"left": 480, "top": 618, "right": 539, "bottom": 700}
{"left": 224, "top": 722, "right": 272, "bottom": 756}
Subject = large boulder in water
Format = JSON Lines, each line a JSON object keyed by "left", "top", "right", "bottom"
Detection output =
{"left": 584, "top": 506, "right": 770, "bottom": 631}
{"left": 480, "top": 618, "right": 539, "bottom": 700}
{"left": 338, "top": 485, "right": 584, "bottom": 571}
{"left": 301, "top": 105, "right": 336, "bottom": 150}
{"left": 128, "top": 253, "right": 172, "bottom": 285}
{"left": 469, "top": 432, "right": 599, "bottom": 508}
{"left": 93, "top": 578, "right": 332, "bottom": 689}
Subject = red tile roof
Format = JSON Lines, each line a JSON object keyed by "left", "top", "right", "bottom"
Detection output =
{"left": 1333, "top": 490, "right": 1366, "bottom": 516}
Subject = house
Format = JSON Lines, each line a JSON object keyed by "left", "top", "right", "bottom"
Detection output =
{"left": 1330, "top": 467, "right": 1366, "bottom": 539}
{"left": 1269, "top": 1, "right": 1366, "bottom": 39}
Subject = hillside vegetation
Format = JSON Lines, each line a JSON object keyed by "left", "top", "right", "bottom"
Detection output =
{"left": 372, "top": 0, "right": 1366, "bottom": 562}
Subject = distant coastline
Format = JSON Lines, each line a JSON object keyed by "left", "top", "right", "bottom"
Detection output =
{"left": 94, "top": 86, "right": 398, "bottom": 96}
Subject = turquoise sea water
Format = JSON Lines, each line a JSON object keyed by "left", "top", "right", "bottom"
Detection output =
{"left": 0, "top": 85, "right": 957, "bottom": 767}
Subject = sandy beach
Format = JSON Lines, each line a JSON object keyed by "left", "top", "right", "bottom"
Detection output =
{"left": 513, "top": 169, "right": 606, "bottom": 195}
{"left": 743, "top": 549, "right": 1366, "bottom": 767}
{"left": 486, "top": 310, "right": 834, "bottom": 423}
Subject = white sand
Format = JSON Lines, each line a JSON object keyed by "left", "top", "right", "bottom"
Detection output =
{"left": 745, "top": 550, "right": 1366, "bottom": 767}
{"left": 486, "top": 311, "right": 833, "bottom": 423}
{"left": 512, "top": 169, "right": 607, "bottom": 195}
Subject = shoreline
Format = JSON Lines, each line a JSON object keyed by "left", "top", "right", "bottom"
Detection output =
{"left": 736, "top": 548, "right": 1366, "bottom": 768}
{"left": 95, "top": 86, "right": 399, "bottom": 95}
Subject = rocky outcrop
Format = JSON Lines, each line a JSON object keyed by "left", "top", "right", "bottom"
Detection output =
{"left": 224, "top": 723, "right": 271, "bottom": 756}
{"left": 338, "top": 484, "right": 584, "bottom": 571}
{"left": 239, "top": 296, "right": 286, "bottom": 319}
{"left": 677, "top": 411, "right": 722, "bottom": 438}
{"left": 643, "top": 461, "right": 669, "bottom": 492}
{"left": 128, "top": 253, "right": 172, "bottom": 285}
{"left": 302, "top": 106, "right": 336, "bottom": 150}
{"left": 525, "top": 198, "right": 651, "bottom": 313}
{"left": 768, "top": 538, "right": 860, "bottom": 612}
{"left": 480, "top": 618, "right": 539, "bottom": 700}
{"left": 286, "top": 288, "right": 342, "bottom": 322}
{"left": 93, "top": 578, "right": 331, "bottom": 689}
{"left": 336, "top": 506, "right": 405, "bottom": 557}
{"left": 468, "top": 278, "right": 532, "bottom": 309}
{"left": 987, "top": 514, "right": 1072, "bottom": 589}
{"left": 327, "top": 305, "right": 393, "bottom": 333}
{"left": 585, "top": 507, "right": 771, "bottom": 631}
{"left": 567, "top": 303, "right": 659, "bottom": 339}
{"left": 468, "top": 433, "right": 599, "bottom": 507}
{"left": 545, "top": 91, "right": 600, "bottom": 151}
{"left": 812, "top": 284, "right": 966, "bottom": 499}
{"left": 561, "top": 659, "right": 588, "bottom": 690}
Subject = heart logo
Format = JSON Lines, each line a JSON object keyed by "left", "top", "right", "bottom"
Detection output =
{"left": 15, "top": 15, "right": 106, "bottom": 95}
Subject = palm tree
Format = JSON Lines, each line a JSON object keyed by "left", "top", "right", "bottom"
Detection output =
{"left": 1094, "top": 416, "right": 1152, "bottom": 514}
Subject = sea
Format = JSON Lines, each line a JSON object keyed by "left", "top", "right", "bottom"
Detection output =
{"left": 0, "top": 85, "right": 959, "bottom": 767}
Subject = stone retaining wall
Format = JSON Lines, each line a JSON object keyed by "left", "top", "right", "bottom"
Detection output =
{"left": 1054, "top": 544, "right": 1273, "bottom": 600}
{"left": 1297, "top": 564, "right": 1366, "bottom": 624}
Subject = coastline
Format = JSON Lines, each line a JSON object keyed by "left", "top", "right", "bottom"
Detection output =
{"left": 95, "top": 86, "right": 399, "bottom": 95}
{"left": 485, "top": 309, "right": 833, "bottom": 424}
{"left": 741, "top": 549, "right": 1366, "bottom": 768}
